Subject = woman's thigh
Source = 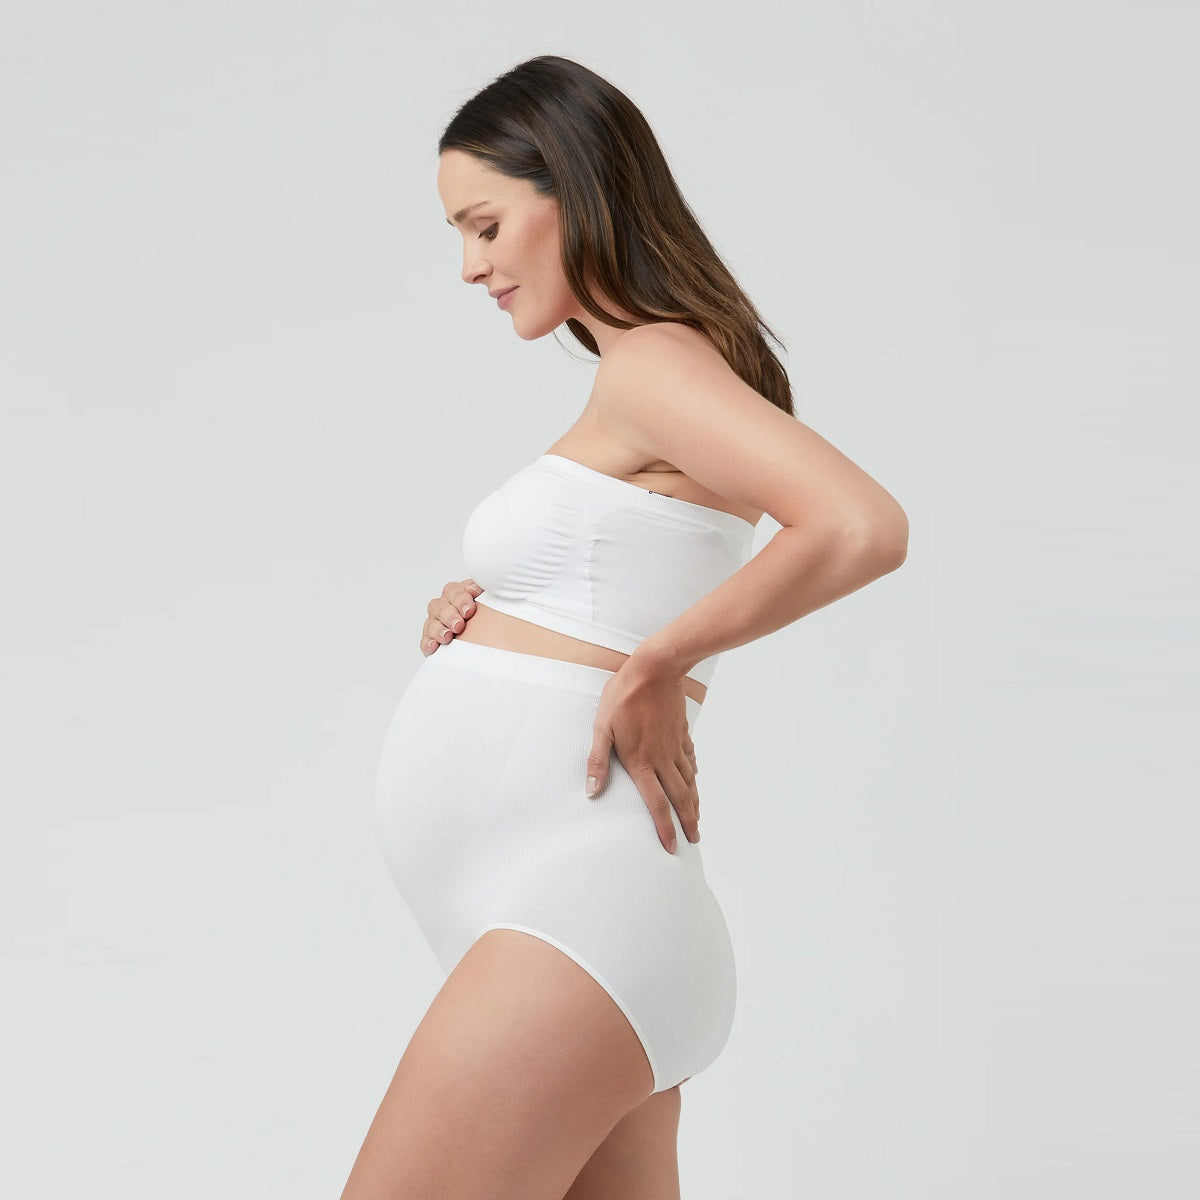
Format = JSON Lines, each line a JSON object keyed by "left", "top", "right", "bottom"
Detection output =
{"left": 338, "top": 927, "right": 653, "bottom": 1200}
{"left": 563, "top": 1085, "right": 684, "bottom": 1200}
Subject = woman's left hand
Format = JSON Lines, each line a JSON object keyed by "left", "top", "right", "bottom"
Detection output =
{"left": 585, "top": 660, "right": 700, "bottom": 854}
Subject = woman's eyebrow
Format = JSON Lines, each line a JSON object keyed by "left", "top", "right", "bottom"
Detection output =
{"left": 445, "top": 200, "right": 491, "bottom": 227}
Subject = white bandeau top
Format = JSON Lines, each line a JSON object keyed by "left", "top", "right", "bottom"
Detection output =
{"left": 461, "top": 453, "right": 756, "bottom": 689}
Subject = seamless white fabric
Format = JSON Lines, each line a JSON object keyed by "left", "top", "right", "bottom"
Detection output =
{"left": 373, "top": 636, "right": 737, "bottom": 1093}
{"left": 461, "top": 453, "right": 756, "bottom": 689}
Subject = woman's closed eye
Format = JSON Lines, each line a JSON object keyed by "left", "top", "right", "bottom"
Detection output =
{"left": 479, "top": 224, "right": 498, "bottom": 240}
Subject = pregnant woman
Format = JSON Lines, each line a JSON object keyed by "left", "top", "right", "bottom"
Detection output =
{"left": 341, "top": 56, "right": 909, "bottom": 1200}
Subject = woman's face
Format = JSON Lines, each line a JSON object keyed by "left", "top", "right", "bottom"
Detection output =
{"left": 437, "top": 149, "right": 579, "bottom": 341}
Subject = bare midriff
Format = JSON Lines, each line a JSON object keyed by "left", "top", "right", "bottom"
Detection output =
{"left": 454, "top": 602, "right": 709, "bottom": 706}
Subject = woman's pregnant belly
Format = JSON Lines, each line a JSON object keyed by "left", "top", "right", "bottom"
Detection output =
{"left": 453, "top": 601, "right": 708, "bottom": 706}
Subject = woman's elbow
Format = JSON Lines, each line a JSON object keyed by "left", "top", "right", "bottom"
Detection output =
{"left": 851, "top": 503, "right": 909, "bottom": 573}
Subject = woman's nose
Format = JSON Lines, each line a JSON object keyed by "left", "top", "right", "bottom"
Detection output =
{"left": 461, "top": 253, "right": 489, "bottom": 285}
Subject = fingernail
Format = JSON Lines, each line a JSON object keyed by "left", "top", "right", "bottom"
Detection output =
{"left": 668, "top": 837, "right": 677, "bottom": 854}
{"left": 586, "top": 776, "right": 598, "bottom": 796}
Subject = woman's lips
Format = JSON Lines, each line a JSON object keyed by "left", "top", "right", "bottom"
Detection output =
{"left": 497, "top": 287, "right": 517, "bottom": 309}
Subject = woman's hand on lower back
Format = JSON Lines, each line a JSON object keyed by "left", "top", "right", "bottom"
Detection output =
{"left": 586, "top": 660, "right": 701, "bottom": 854}
{"left": 421, "top": 579, "right": 484, "bottom": 656}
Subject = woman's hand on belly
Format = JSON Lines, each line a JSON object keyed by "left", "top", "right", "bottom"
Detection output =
{"left": 422, "top": 578, "right": 485, "bottom": 655}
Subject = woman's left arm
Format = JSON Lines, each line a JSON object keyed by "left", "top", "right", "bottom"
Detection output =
{"left": 582, "top": 324, "right": 909, "bottom": 848}
{"left": 634, "top": 508, "right": 905, "bottom": 683}
{"left": 604, "top": 323, "right": 909, "bottom": 677}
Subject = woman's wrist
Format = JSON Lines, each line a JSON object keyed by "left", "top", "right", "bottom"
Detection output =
{"left": 624, "top": 637, "right": 691, "bottom": 684}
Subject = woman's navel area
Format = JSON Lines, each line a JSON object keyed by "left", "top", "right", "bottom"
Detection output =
{"left": 453, "top": 601, "right": 708, "bottom": 706}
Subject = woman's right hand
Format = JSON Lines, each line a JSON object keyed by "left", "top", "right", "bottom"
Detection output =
{"left": 422, "top": 579, "right": 485, "bottom": 656}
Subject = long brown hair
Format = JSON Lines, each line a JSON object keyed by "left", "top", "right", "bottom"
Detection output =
{"left": 438, "top": 55, "right": 795, "bottom": 417}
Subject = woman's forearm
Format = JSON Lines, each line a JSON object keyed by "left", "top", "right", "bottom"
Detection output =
{"left": 628, "top": 516, "right": 908, "bottom": 680}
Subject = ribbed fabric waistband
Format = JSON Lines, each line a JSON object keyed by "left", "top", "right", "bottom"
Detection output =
{"left": 426, "top": 637, "right": 702, "bottom": 721}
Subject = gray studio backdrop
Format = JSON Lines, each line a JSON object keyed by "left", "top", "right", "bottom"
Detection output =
{"left": 6, "top": 3, "right": 1194, "bottom": 1196}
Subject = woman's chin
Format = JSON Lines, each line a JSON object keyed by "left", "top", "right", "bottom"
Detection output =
{"left": 511, "top": 315, "right": 556, "bottom": 341}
